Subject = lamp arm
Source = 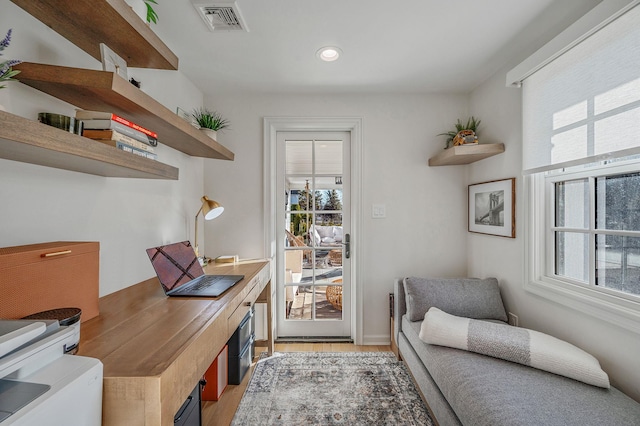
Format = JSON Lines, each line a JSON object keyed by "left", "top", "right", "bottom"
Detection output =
{"left": 194, "top": 206, "right": 203, "bottom": 257}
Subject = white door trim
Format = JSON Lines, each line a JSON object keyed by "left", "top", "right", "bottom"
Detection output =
{"left": 263, "top": 117, "right": 364, "bottom": 344}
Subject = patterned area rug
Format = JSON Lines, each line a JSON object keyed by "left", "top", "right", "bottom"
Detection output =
{"left": 231, "top": 352, "right": 433, "bottom": 425}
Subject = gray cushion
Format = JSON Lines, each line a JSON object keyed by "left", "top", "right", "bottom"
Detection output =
{"left": 401, "top": 316, "right": 640, "bottom": 426}
{"left": 403, "top": 277, "right": 507, "bottom": 322}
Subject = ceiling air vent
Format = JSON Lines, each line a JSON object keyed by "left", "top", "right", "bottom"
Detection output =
{"left": 191, "top": 1, "right": 249, "bottom": 32}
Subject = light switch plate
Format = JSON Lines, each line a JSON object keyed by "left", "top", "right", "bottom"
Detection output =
{"left": 372, "top": 204, "right": 386, "bottom": 218}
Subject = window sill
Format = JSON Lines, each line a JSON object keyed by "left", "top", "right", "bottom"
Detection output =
{"left": 524, "top": 276, "right": 640, "bottom": 335}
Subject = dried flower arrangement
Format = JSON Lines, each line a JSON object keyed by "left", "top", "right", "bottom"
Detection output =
{"left": 0, "top": 29, "right": 21, "bottom": 89}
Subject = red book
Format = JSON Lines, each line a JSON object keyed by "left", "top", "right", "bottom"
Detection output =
{"left": 75, "top": 110, "right": 158, "bottom": 139}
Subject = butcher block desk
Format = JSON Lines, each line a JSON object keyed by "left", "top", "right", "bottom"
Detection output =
{"left": 78, "top": 259, "right": 273, "bottom": 426}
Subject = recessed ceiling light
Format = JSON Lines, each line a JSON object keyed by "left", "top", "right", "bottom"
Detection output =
{"left": 316, "top": 46, "right": 342, "bottom": 62}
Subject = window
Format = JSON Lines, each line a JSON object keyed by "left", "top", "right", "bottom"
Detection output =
{"left": 515, "top": 3, "right": 640, "bottom": 332}
{"left": 546, "top": 161, "right": 640, "bottom": 301}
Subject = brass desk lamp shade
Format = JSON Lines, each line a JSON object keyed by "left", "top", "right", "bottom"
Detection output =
{"left": 194, "top": 196, "right": 224, "bottom": 258}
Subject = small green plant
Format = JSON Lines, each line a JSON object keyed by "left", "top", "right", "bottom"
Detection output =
{"left": 0, "top": 29, "right": 21, "bottom": 89}
{"left": 144, "top": 0, "right": 159, "bottom": 24}
{"left": 192, "top": 108, "right": 230, "bottom": 131}
{"left": 438, "top": 116, "right": 481, "bottom": 149}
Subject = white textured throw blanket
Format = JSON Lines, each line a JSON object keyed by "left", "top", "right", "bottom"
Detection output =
{"left": 419, "top": 308, "right": 610, "bottom": 388}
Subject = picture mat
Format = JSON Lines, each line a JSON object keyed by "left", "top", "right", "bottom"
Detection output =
{"left": 468, "top": 178, "right": 515, "bottom": 238}
{"left": 176, "top": 107, "right": 200, "bottom": 128}
{"left": 99, "top": 43, "right": 128, "bottom": 80}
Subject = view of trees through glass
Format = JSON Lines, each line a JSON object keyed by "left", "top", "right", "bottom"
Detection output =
{"left": 554, "top": 171, "right": 640, "bottom": 299}
{"left": 282, "top": 137, "right": 347, "bottom": 326}
{"left": 596, "top": 172, "right": 640, "bottom": 296}
{"left": 289, "top": 188, "right": 343, "bottom": 244}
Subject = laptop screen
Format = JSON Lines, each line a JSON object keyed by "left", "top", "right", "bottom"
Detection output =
{"left": 146, "top": 241, "right": 204, "bottom": 292}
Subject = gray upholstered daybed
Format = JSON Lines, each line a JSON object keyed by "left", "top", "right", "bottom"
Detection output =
{"left": 393, "top": 277, "right": 640, "bottom": 426}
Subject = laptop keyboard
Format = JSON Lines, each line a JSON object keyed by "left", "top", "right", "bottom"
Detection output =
{"left": 170, "top": 274, "right": 244, "bottom": 297}
{"left": 189, "top": 275, "right": 224, "bottom": 291}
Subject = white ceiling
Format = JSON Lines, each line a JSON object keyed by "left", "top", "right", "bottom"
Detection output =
{"left": 151, "top": 0, "right": 601, "bottom": 96}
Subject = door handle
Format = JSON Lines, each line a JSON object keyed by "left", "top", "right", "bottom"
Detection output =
{"left": 173, "top": 396, "right": 193, "bottom": 422}
{"left": 342, "top": 233, "right": 350, "bottom": 259}
{"left": 41, "top": 250, "right": 72, "bottom": 258}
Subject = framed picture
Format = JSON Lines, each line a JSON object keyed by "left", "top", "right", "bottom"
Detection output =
{"left": 99, "top": 43, "right": 128, "bottom": 80}
{"left": 468, "top": 178, "right": 515, "bottom": 238}
{"left": 176, "top": 107, "right": 200, "bottom": 128}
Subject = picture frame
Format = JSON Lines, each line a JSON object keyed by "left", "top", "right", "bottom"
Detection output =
{"left": 99, "top": 43, "right": 128, "bottom": 80}
{"left": 468, "top": 178, "right": 515, "bottom": 238}
{"left": 176, "top": 107, "right": 200, "bottom": 128}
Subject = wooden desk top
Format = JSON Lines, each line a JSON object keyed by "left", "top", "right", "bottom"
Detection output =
{"left": 78, "top": 259, "right": 271, "bottom": 426}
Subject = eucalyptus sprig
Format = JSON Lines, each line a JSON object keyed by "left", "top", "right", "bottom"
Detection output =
{"left": 192, "top": 108, "right": 230, "bottom": 131}
{"left": 438, "top": 116, "right": 481, "bottom": 149}
{"left": 0, "top": 29, "right": 21, "bottom": 89}
{"left": 144, "top": 0, "right": 159, "bottom": 24}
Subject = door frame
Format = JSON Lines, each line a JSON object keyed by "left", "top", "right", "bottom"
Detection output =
{"left": 263, "top": 117, "right": 363, "bottom": 344}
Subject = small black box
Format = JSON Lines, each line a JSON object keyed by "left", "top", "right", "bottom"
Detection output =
{"left": 228, "top": 306, "right": 254, "bottom": 356}
{"left": 228, "top": 334, "right": 254, "bottom": 385}
{"left": 174, "top": 382, "right": 201, "bottom": 426}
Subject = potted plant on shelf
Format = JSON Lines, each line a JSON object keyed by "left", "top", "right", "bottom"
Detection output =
{"left": 127, "top": 0, "right": 158, "bottom": 25}
{"left": 192, "top": 108, "right": 230, "bottom": 140}
{"left": 0, "top": 29, "right": 20, "bottom": 89}
{"left": 0, "top": 28, "right": 20, "bottom": 111}
{"left": 143, "top": 0, "right": 159, "bottom": 24}
{"left": 438, "top": 116, "right": 481, "bottom": 149}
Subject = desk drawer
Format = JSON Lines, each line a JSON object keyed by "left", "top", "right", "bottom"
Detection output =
{"left": 227, "top": 278, "right": 260, "bottom": 337}
{"left": 228, "top": 306, "right": 254, "bottom": 356}
{"left": 228, "top": 334, "right": 254, "bottom": 385}
{"left": 174, "top": 382, "right": 201, "bottom": 426}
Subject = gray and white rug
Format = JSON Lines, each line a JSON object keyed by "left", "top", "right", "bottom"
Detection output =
{"left": 231, "top": 352, "right": 433, "bottom": 425}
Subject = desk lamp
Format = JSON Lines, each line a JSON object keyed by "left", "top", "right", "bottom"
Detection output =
{"left": 194, "top": 195, "right": 224, "bottom": 261}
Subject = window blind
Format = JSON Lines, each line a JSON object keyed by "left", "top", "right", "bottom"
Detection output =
{"left": 522, "top": 4, "right": 640, "bottom": 174}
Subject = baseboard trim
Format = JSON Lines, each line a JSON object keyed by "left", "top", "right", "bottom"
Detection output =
{"left": 363, "top": 334, "right": 392, "bottom": 345}
{"left": 276, "top": 336, "right": 353, "bottom": 343}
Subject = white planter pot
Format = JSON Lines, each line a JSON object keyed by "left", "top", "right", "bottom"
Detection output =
{"left": 0, "top": 83, "right": 13, "bottom": 111}
{"left": 200, "top": 129, "right": 218, "bottom": 140}
{"left": 125, "top": 0, "right": 147, "bottom": 22}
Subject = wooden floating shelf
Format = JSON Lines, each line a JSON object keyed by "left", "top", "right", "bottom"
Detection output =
{"left": 15, "top": 62, "right": 235, "bottom": 160}
{"left": 0, "top": 111, "right": 179, "bottom": 180}
{"left": 10, "top": 0, "right": 178, "bottom": 70}
{"left": 428, "top": 143, "right": 505, "bottom": 166}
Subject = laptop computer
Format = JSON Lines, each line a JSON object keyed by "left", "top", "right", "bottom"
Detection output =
{"left": 146, "top": 241, "right": 244, "bottom": 297}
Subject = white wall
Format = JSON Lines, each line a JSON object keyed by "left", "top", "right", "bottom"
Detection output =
{"left": 202, "top": 93, "right": 470, "bottom": 343}
{"left": 467, "top": 0, "right": 640, "bottom": 402}
{"left": 8, "top": 1, "right": 637, "bottom": 401}
{"left": 0, "top": 3, "right": 208, "bottom": 296}
{"left": 468, "top": 64, "right": 640, "bottom": 402}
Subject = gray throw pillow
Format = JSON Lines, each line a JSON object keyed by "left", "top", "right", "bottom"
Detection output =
{"left": 403, "top": 277, "right": 507, "bottom": 322}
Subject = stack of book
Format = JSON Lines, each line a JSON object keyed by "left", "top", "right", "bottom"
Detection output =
{"left": 76, "top": 110, "right": 158, "bottom": 160}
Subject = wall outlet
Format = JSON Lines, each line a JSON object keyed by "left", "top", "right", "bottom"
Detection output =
{"left": 508, "top": 312, "right": 519, "bottom": 327}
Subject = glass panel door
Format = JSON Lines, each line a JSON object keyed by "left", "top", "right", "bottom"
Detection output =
{"left": 276, "top": 132, "right": 351, "bottom": 338}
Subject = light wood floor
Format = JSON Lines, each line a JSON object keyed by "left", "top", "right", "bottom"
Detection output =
{"left": 202, "top": 343, "right": 392, "bottom": 426}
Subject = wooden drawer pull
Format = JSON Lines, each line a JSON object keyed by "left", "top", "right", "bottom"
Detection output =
{"left": 42, "top": 250, "right": 72, "bottom": 258}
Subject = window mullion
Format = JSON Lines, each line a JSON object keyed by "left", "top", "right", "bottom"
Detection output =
{"left": 545, "top": 177, "right": 556, "bottom": 278}
{"left": 589, "top": 176, "right": 597, "bottom": 288}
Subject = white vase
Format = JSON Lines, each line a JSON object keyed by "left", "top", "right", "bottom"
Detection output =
{"left": 0, "top": 85, "right": 10, "bottom": 111}
{"left": 200, "top": 129, "right": 218, "bottom": 140}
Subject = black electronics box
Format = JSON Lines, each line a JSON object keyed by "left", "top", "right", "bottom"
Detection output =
{"left": 228, "top": 306, "right": 255, "bottom": 385}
